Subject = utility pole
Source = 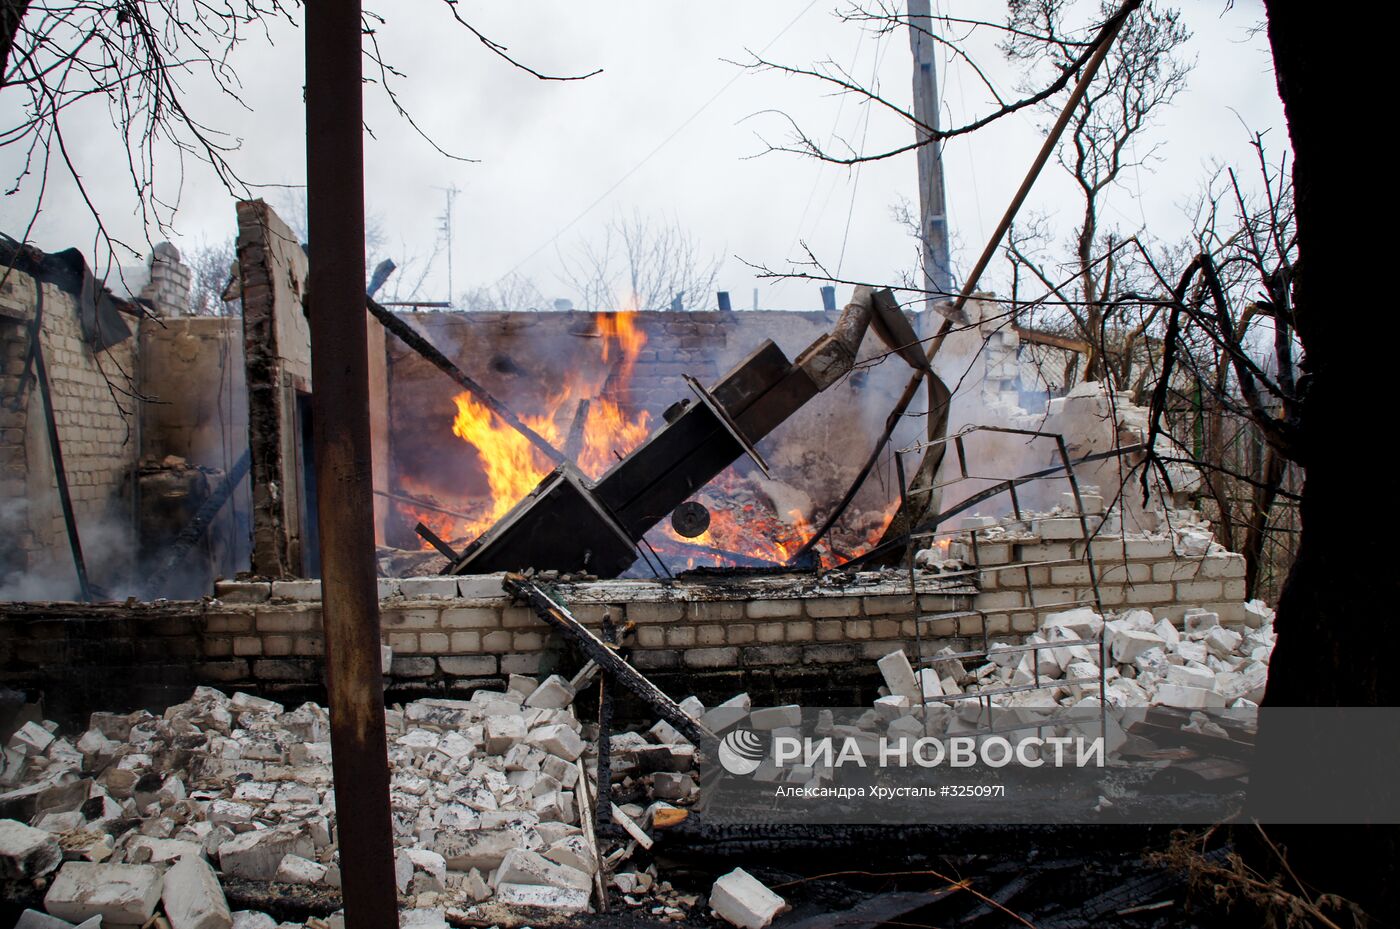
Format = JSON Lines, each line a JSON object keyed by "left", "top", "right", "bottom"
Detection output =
{"left": 907, "top": 0, "right": 953, "bottom": 308}
{"left": 436, "top": 184, "right": 460, "bottom": 302}
{"left": 304, "top": 2, "right": 398, "bottom": 925}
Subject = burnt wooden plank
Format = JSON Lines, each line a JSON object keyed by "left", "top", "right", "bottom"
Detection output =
{"left": 502, "top": 575, "right": 719, "bottom": 754}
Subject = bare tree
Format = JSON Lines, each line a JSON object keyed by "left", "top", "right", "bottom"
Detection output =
{"left": 1002, "top": 0, "right": 1191, "bottom": 391}
{"left": 1, "top": 2, "right": 598, "bottom": 270}
{"left": 558, "top": 210, "right": 722, "bottom": 312}
{"left": 184, "top": 237, "right": 238, "bottom": 315}
{"left": 458, "top": 272, "right": 547, "bottom": 313}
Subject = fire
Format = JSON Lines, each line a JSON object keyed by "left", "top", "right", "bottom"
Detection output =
{"left": 449, "top": 393, "right": 560, "bottom": 539}
{"left": 397, "top": 311, "right": 652, "bottom": 547}
{"left": 395, "top": 307, "right": 902, "bottom": 572}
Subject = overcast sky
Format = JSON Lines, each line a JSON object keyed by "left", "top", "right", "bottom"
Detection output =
{"left": 0, "top": 0, "right": 1285, "bottom": 311}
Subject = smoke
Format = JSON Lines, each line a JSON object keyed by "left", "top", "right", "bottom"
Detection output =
{"left": 0, "top": 493, "right": 146, "bottom": 602}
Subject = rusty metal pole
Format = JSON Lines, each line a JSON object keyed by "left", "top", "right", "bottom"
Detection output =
{"left": 305, "top": 2, "right": 398, "bottom": 925}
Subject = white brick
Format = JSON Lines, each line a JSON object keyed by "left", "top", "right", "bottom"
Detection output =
{"left": 0, "top": 819, "right": 62, "bottom": 879}
{"left": 710, "top": 867, "right": 787, "bottom": 929}
{"left": 493, "top": 847, "right": 591, "bottom": 892}
{"left": 876, "top": 650, "right": 921, "bottom": 704}
{"left": 397, "top": 576, "right": 460, "bottom": 599}
{"left": 43, "top": 862, "right": 163, "bottom": 926}
{"left": 162, "top": 854, "right": 233, "bottom": 929}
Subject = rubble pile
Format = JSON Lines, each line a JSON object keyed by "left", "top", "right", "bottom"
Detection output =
{"left": 0, "top": 675, "right": 620, "bottom": 927}
{"left": 913, "top": 602, "right": 1274, "bottom": 712}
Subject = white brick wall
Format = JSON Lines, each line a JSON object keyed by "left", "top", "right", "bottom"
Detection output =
{"left": 1, "top": 272, "right": 139, "bottom": 582}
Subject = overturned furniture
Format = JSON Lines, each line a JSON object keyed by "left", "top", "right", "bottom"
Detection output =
{"left": 440, "top": 288, "right": 921, "bottom": 578}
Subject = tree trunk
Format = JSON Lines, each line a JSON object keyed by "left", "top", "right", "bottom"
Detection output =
{"left": 0, "top": 0, "right": 30, "bottom": 86}
{"left": 1250, "top": 2, "right": 1394, "bottom": 918}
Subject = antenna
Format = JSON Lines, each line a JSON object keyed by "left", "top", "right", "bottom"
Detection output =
{"left": 435, "top": 184, "right": 461, "bottom": 302}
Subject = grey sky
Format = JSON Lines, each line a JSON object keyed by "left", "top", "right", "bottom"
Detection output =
{"left": 0, "top": 1, "right": 1284, "bottom": 310}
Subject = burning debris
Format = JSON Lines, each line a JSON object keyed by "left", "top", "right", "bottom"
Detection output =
{"left": 386, "top": 287, "right": 920, "bottom": 580}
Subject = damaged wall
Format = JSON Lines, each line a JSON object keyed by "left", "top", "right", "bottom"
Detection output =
{"left": 236, "top": 199, "right": 313, "bottom": 579}
{"left": 137, "top": 315, "right": 252, "bottom": 589}
{"left": 0, "top": 524, "right": 1253, "bottom": 718}
{"left": 0, "top": 270, "right": 140, "bottom": 599}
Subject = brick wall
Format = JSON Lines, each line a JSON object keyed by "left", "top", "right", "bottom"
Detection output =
{"left": 0, "top": 521, "right": 1256, "bottom": 718}
{"left": 0, "top": 269, "right": 140, "bottom": 596}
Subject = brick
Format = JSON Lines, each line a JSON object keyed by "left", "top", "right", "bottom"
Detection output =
{"left": 844, "top": 619, "right": 872, "bottom": 639}
{"left": 456, "top": 574, "right": 506, "bottom": 599}
{"left": 626, "top": 602, "right": 685, "bottom": 623}
{"left": 975, "top": 590, "right": 1025, "bottom": 609}
{"left": 1036, "top": 517, "right": 1084, "bottom": 540}
{"left": 1152, "top": 560, "right": 1204, "bottom": 582}
{"left": 755, "top": 623, "right": 785, "bottom": 644}
{"left": 1202, "top": 553, "right": 1246, "bottom": 578}
{"left": 871, "top": 619, "right": 902, "bottom": 638}
{"left": 803, "top": 644, "right": 857, "bottom": 665}
{"left": 501, "top": 606, "right": 545, "bottom": 629}
{"left": 387, "top": 633, "right": 419, "bottom": 653}
{"left": 293, "top": 636, "right": 323, "bottom": 656}
{"left": 1222, "top": 579, "right": 1247, "bottom": 600}
{"left": 740, "top": 645, "right": 800, "bottom": 667}
{"left": 1124, "top": 537, "right": 1173, "bottom": 559}
{"left": 216, "top": 581, "right": 271, "bottom": 604}
{"left": 687, "top": 601, "right": 744, "bottom": 622}
{"left": 666, "top": 626, "right": 696, "bottom": 647}
{"left": 684, "top": 647, "right": 739, "bottom": 669}
{"left": 784, "top": 621, "right": 814, "bottom": 642}
{"left": 262, "top": 635, "right": 293, "bottom": 656}
{"left": 1176, "top": 579, "right": 1224, "bottom": 601}
{"left": 512, "top": 632, "right": 544, "bottom": 650}
{"left": 482, "top": 631, "right": 512, "bottom": 652}
{"left": 271, "top": 580, "right": 321, "bottom": 600}
{"left": 862, "top": 595, "right": 913, "bottom": 616}
{"left": 500, "top": 653, "right": 542, "bottom": 675}
{"left": 233, "top": 637, "right": 262, "bottom": 657}
{"left": 814, "top": 620, "right": 844, "bottom": 641}
{"left": 195, "top": 660, "right": 251, "bottom": 683}
{"left": 383, "top": 609, "right": 442, "bottom": 630}
{"left": 696, "top": 625, "right": 727, "bottom": 646}
{"left": 1120, "top": 583, "right": 1173, "bottom": 604}
{"left": 726, "top": 624, "right": 755, "bottom": 644}
{"left": 636, "top": 626, "right": 665, "bottom": 648}
{"left": 439, "top": 655, "right": 497, "bottom": 676}
{"left": 255, "top": 609, "right": 318, "bottom": 633}
{"left": 1050, "top": 565, "right": 1094, "bottom": 586}
{"left": 1095, "top": 561, "right": 1150, "bottom": 584}
{"left": 745, "top": 599, "right": 802, "bottom": 619}
{"left": 419, "top": 633, "right": 450, "bottom": 653}
{"left": 975, "top": 542, "right": 1012, "bottom": 565}
{"left": 804, "top": 596, "right": 861, "bottom": 618}
{"left": 631, "top": 650, "right": 679, "bottom": 670}
{"left": 449, "top": 631, "right": 481, "bottom": 652}
{"left": 1011, "top": 612, "right": 1039, "bottom": 633}
{"left": 440, "top": 607, "right": 500, "bottom": 629}
{"left": 254, "top": 659, "right": 319, "bottom": 681}
{"left": 924, "top": 617, "right": 958, "bottom": 637}
{"left": 397, "top": 576, "right": 461, "bottom": 599}
{"left": 390, "top": 657, "right": 436, "bottom": 679}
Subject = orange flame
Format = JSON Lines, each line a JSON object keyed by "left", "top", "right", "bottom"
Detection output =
{"left": 396, "top": 309, "right": 900, "bottom": 571}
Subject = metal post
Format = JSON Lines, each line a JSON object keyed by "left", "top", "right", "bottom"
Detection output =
{"left": 304, "top": 3, "right": 398, "bottom": 926}
{"left": 907, "top": 0, "right": 953, "bottom": 302}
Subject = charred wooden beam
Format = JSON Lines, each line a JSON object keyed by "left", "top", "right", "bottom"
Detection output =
{"left": 365, "top": 298, "right": 569, "bottom": 469}
{"left": 503, "top": 574, "right": 719, "bottom": 755}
